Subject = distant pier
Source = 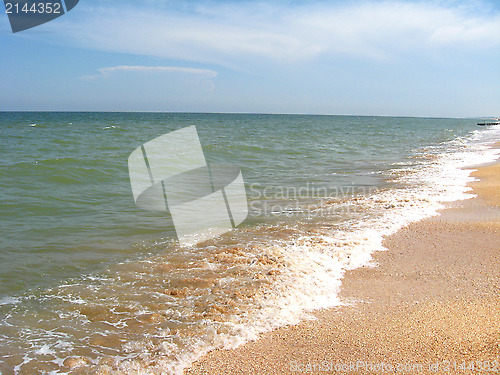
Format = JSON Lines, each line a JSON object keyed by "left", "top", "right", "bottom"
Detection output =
{"left": 477, "top": 120, "right": 500, "bottom": 126}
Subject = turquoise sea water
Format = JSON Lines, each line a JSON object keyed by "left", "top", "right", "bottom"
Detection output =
{"left": 0, "top": 112, "right": 499, "bottom": 374}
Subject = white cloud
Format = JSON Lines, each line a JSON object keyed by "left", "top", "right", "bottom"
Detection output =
{"left": 81, "top": 65, "right": 217, "bottom": 80}
{"left": 55, "top": 1, "right": 500, "bottom": 67}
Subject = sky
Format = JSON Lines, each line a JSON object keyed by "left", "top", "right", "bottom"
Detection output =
{"left": 0, "top": 0, "right": 499, "bottom": 117}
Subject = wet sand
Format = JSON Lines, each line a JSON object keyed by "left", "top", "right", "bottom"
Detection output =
{"left": 186, "top": 161, "right": 500, "bottom": 374}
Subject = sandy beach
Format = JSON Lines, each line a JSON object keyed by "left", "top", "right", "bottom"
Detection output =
{"left": 186, "top": 161, "right": 500, "bottom": 374}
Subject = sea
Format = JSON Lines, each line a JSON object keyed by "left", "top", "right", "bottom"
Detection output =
{"left": 0, "top": 112, "right": 499, "bottom": 374}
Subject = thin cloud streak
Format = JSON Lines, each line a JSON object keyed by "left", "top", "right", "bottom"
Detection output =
{"left": 81, "top": 65, "right": 218, "bottom": 80}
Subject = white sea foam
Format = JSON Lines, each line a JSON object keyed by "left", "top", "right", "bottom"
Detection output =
{"left": 0, "top": 296, "right": 22, "bottom": 306}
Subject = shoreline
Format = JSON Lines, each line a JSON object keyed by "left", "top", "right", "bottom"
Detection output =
{"left": 185, "top": 161, "right": 500, "bottom": 374}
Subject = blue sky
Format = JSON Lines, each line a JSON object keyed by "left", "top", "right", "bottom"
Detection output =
{"left": 1, "top": 0, "right": 499, "bottom": 116}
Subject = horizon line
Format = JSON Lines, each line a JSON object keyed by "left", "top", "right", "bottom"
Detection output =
{"left": 0, "top": 110, "right": 493, "bottom": 120}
